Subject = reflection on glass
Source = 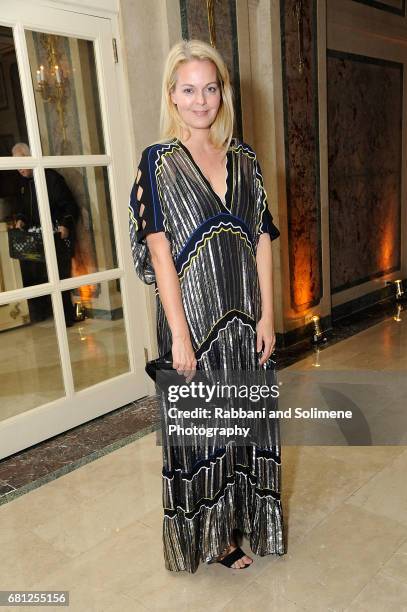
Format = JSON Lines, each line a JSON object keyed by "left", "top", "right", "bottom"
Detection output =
{"left": 0, "top": 169, "right": 51, "bottom": 318}
{"left": 25, "top": 30, "right": 105, "bottom": 155}
{"left": 1, "top": 155, "right": 78, "bottom": 323}
{"left": 67, "top": 278, "right": 130, "bottom": 391}
{"left": 45, "top": 166, "right": 118, "bottom": 278}
{"left": 0, "top": 295, "right": 65, "bottom": 420}
{"left": 0, "top": 26, "right": 29, "bottom": 155}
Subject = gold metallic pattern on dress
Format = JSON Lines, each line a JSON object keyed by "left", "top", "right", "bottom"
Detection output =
{"left": 128, "top": 138, "right": 284, "bottom": 573}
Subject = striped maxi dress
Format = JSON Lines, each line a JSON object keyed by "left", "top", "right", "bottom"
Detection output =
{"left": 128, "top": 137, "right": 286, "bottom": 573}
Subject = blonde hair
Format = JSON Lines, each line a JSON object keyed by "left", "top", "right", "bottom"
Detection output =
{"left": 158, "top": 39, "right": 234, "bottom": 151}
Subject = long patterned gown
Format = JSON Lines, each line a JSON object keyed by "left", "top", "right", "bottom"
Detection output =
{"left": 129, "top": 137, "right": 286, "bottom": 573}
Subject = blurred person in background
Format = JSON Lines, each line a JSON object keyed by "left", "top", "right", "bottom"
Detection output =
{"left": 12, "top": 142, "right": 79, "bottom": 326}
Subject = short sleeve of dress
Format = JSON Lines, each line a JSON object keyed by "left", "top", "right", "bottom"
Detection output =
{"left": 254, "top": 157, "right": 280, "bottom": 248}
{"left": 128, "top": 146, "right": 168, "bottom": 285}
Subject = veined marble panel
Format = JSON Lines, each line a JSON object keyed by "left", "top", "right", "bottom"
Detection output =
{"left": 327, "top": 51, "right": 402, "bottom": 293}
{"left": 280, "top": 0, "right": 322, "bottom": 312}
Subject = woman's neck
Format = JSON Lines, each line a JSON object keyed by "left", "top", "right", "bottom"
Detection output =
{"left": 180, "top": 128, "right": 215, "bottom": 152}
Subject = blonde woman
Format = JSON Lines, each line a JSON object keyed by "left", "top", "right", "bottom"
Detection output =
{"left": 129, "top": 39, "right": 285, "bottom": 573}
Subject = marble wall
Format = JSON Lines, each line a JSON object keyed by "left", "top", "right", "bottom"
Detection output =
{"left": 280, "top": 0, "right": 322, "bottom": 313}
{"left": 327, "top": 51, "right": 402, "bottom": 292}
{"left": 179, "top": 0, "right": 243, "bottom": 139}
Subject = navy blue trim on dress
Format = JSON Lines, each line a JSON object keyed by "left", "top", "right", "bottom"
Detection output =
{"left": 162, "top": 446, "right": 282, "bottom": 482}
{"left": 175, "top": 213, "right": 255, "bottom": 274}
{"left": 163, "top": 471, "right": 282, "bottom": 519}
{"left": 147, "top": 144, "right": 167, "bottom": 232}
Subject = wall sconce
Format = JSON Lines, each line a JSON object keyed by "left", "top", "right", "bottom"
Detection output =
{"left": 35, "top": 34, "right": 69, "bottom": 142}
{"left": 394, "top": 279, "right": 405, "bottom": 301}
{"left": 311, "top": 314, "right": 327, "bottom": 345}
{"left": 386, "top": 279, "right": 406, "bottom": 302}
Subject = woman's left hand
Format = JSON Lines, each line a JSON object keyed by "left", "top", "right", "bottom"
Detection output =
{"left": 256, "top": 316, "right": 276, "bottom": 366}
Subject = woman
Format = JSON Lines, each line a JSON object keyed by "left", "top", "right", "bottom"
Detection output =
{"left": 129, "top": 39, "right": 285, "bottom": 572}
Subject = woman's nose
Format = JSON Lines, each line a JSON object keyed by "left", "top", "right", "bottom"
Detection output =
{"left": 195, "top": 90, "right": 206, "bottom": 105}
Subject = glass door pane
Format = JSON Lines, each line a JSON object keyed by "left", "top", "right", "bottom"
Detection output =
{"left": 67, "top": 278, "right": 130, "bottom": 391}
{"left": 1, "top": 168, "right": 50, "bottom": 297}
{"left": 0, "top": 25, "right": 29, "bottom": 155}
{"left": 0, "top": 294, "right": 65, "bottom": 419}
{"left": 43, "top": 165, "right": 118, "bottom": 279}
{"left": 25, "top": 30, "right": 105, "bottom": 155}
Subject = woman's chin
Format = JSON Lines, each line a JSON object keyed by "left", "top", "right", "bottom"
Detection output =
{"left": 185, "top": 118, "right": 215, "bottom": 130}
{"left": 184, "top": 112, "right": 215, "bottom": 125}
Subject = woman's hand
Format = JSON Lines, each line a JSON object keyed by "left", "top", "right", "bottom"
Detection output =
{"left": 58, "top": 225, "right": 70, "bottom": 239}
{"left": 255, "top": 234, "right": 276, "bottom": 366}
{"left": 172, "top": 334, "right": 197, "bottom": 383}
{"left": 256, "top": 316, "right": 276, "bottom": 366}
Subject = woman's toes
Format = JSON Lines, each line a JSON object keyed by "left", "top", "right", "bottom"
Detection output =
{"left": 231, "top": 557, "right": 248, "bottom": 569}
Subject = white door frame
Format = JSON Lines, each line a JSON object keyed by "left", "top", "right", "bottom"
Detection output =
{"left": 0, "top": 0, "right": 155, "bottom": 458}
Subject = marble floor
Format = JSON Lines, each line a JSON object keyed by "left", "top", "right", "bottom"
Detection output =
{"left": 0, "top": 314, "right": 129, "bottom": 419}
{"left": 1, "top": 313, "right": 406, "bottom": 611}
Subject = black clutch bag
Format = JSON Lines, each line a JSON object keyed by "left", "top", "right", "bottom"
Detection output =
{"left": 145, "top": 350, "right": 175, "bottom": 383}
{"left": 145, "top": 350, "right": 202, "bottom": 382}
{"left": 145, "top": 350, "right": 276, "bottom": 383}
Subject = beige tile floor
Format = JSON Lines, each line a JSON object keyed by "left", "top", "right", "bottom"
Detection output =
{"left": 1, "top": 316, "right": 407, "bottom": 611}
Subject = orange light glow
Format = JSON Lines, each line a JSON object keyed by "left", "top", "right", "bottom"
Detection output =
{"left": 292, "top": 239, "right": 316, "bottom": 310}
{"left": 379, "top": 222, "right": 394, "bottom": 271}
{"left": 71, "top": 257, "right": 97, "bottom": 307}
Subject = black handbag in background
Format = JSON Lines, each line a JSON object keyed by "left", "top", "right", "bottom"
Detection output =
{"left": 8, "top": 226, "right": 73, "bottom": 262}
{"left": 8, "top": 227, "right": 44, "bottom": 262}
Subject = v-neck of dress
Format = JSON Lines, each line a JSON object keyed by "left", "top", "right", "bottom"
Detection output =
{"left": 176, "top": 138, "right": 233, "bottom": 210}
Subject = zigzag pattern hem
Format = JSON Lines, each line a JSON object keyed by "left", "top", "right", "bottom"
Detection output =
{"left": 162, "top": 470, "right": 286, "bottom": 573}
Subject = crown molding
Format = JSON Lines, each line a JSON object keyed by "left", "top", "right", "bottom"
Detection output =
{"left": 29, "top": 0, "right": 120, "bottom": 17}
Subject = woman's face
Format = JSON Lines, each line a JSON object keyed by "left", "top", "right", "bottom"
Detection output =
{"left": 170, "top": 59, "right": 222, "bottom": 132}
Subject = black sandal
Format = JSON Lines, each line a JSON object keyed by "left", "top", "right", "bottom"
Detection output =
{"left": 216, "top": 546, "right": 252, "bottom": 569}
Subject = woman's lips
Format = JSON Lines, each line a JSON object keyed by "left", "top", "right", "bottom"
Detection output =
{"left": 193, "top": 110, "right": 208, "bottom": 116}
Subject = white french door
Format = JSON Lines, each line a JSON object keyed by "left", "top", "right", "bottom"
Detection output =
{"left": 0, "top": 1, "right": 151, "bottom": 458}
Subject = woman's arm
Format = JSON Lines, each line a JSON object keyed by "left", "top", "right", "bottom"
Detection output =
{"left": 146, "top": 232, "right": 197, "bottom": 381}
{"left": 255, "top": 232, "right": 276, "bottom": 365}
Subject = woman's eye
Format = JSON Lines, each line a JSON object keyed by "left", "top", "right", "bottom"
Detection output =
{"left": 207, "top": 86, "right": 218, "bottom": 93}
{"left": 183, "top": 88, "right": 193, "bottom": 94}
